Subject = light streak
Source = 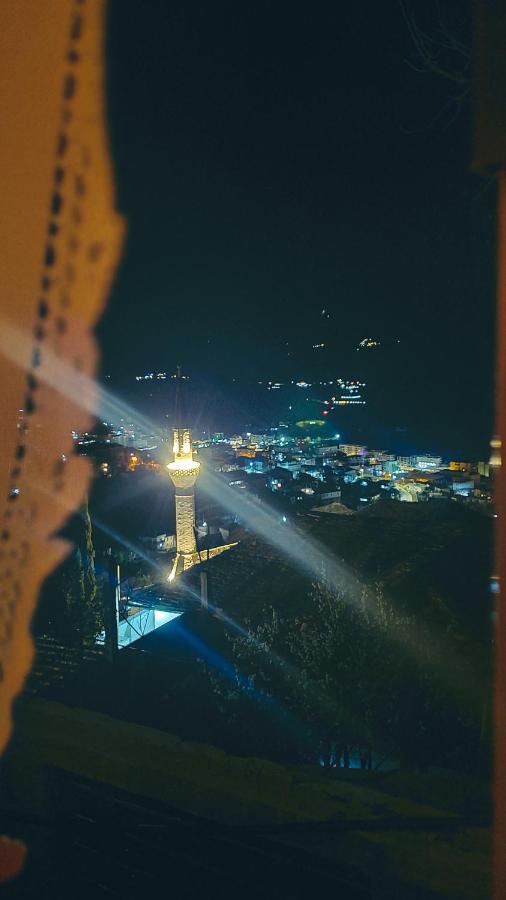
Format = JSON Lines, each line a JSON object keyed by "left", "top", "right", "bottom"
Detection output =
{"left": 0, "top": 319, "right": 481, "bottom": 711}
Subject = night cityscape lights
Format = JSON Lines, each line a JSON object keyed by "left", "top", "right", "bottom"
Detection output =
{"left": 1, "top": 2, "right": 501, "bottom": 896}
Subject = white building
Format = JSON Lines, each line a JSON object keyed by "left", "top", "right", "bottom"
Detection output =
{"left": 339, "top": 444, "right": 367, "bottom": 457}
{"left": 398, "top": 454, "right": 443, "bottom": 470}
{"left": 413, "top": 454, "right": 443, "bottom": 470}
{"left": 248, "top": 434, "right": 269, "bottom": 448}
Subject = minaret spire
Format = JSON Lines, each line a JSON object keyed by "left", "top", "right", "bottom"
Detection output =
{"left": 167, "top": 365, "right": 200, "bottom": 580}
{"left": 174, "top": 363, "right": 182, "bottom": 427}
{"left": 166, "top": 364, "right": 238, "bottom": 583}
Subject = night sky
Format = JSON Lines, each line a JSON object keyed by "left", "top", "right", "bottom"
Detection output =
{"left": 99, "top": 1, "right": 496, "bottom": 457}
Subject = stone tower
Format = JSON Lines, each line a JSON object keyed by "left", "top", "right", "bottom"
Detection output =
{"left": 166, "top": 425, "right": 201, "bottom": 580}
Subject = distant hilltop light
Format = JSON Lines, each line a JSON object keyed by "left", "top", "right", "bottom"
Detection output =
{"left": 357, "top": 337, "right": 381, "bottom": 350}
{"left": 295, "top": 419, "right": 325, "bottom": 428}
{"left": 135, "top": 371, "right": 188, "bottom": 381}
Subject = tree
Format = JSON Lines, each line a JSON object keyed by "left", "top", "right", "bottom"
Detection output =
{"left": 216, "top": 580, "right": 384, "bottom": 763}
{"left": 34, "top": 500, "right": 103, "bottom": 648}
{"left": 399, "top": 0, "right": 471, "bottom": 128}
{"left": 220, "top": 576, "right": 487, "bottom": 770}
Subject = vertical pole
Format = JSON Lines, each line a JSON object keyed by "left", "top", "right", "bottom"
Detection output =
{"left": 115, "top": 562, "right": 121, "bottom": 626}
{"left": 103, "top": 552, "right": 119, "bottom": 662}
{"left": 494, "top": 173, "right": 506, "bottom": 900}
{"left": 200, "top": 569, "right": 208, "bottom": 611}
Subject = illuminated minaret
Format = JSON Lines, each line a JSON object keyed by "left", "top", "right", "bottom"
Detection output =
{"left": 166, "top": 367, "right": 237, "bottom": 584}
{"left": 167, "top": 423, "right": 201, "bottom": 580}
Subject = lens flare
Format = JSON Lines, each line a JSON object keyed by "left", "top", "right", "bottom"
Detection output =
{"left": 0, "top": 320, "right": 478, "bottom": 709}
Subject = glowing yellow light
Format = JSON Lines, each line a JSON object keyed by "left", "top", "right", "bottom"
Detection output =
{"left": 167, "top": 457, "right": 201, "bottom": 473}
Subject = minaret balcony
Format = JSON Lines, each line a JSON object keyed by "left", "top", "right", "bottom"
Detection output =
{"left": 166, "top": 458, "right": 201, "bottom": 488}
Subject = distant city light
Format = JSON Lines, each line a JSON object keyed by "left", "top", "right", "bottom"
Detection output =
{"left": 357, "top": 337, "right": 380, "bottom": 350}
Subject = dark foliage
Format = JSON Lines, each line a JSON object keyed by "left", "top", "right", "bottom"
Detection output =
{"left": 33, "top": 500, "right": 102, "bottom": 647}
